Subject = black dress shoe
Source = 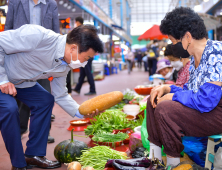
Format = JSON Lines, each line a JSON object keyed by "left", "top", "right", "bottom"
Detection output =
{"left": 72, "top": 89, "right": 80, "bottom": 94}
{"left": 47, "top": 135, "right": 55, "bottom": 143}
{"left": 51, "top": 114, "right": 55, "bottom": 120}
{"left": 84, "top": 92, "right": 96, "bottom": 95}
{"left": 11, "top": 166, "right": 27, "bottom": 170}
{"left": 25, "top": 156, "right": 61, "bottom": 169}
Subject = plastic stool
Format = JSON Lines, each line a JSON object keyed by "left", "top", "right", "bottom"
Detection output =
{"left": 105, "top": 67, "right": 110, "bottom": 75}
{"left": 205, "top": 134, "right": 222, "bottom": 169}
{"left": 112, "top": 67, "right": 118, "bottom": 74}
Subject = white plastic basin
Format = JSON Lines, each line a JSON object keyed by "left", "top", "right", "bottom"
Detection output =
{"left": 134, "top": 126, "right": 141, "bottom": 133}
{"left": 123, "top": 104, "right": 140, "bottom": 116}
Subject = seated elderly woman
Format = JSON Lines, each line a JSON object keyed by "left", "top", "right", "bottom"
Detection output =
{"left": 164, "top": 44, "right": 190, "bottom": 88}
{"left": 146, "top": 7, "right": 222, "bottom": 166}
{"left": 156, "top": 59, "right": 178, "bottom": 81}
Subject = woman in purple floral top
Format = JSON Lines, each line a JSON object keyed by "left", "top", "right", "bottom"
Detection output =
{"left": 145, "top": 7, "right": 222, "bottom": 166}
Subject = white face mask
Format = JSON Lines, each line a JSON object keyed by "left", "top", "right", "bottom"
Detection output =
{"left": 68, "top": 45, "right": 88, "bottom": 69}
{"left": 171, "top": 60, "right": 183, "bottom": 71}
{"left": 164, "top": 71, "right": 173, "bottom": 80}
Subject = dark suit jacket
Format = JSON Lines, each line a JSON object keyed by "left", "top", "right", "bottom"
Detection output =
{"left": 5, "top": 0, "right": 60, "bottom": 33}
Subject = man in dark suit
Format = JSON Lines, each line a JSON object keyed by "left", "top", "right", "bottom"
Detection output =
{"left": 5, "top": 0, "right": 60, "bottom": 144}
{"left": 73, "top": 16, "right": 96, "bottom": 95}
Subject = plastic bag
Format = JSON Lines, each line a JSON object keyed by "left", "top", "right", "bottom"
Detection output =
{"left": 141, "top": 109, "right": 166, "bottom": 156}
{"left": 214, "top": 147, "right": 222, "bottom": 170}
{"left": 182, "top": 136, "right": 208, "bottom": 167}
{"left": 129, "top": 132, "right": 143, "bottom": 152}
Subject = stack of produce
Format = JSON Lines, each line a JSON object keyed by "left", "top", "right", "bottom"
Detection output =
{"left": 78, "top": 146, "right": 128, "bottom": 170}
{"left": 84, "top": 110, "right": 130, "bottom": 136}
{"left": 84, "top": 110, "right": 144, "bottom": 136}
{"left": 131, "top": 147, "right": 148, "bottom": 158}
{"left": 105, "top": 157, "right": 151, "bottom": 170}
{"left": 92, "top": 132, "right": 129, "bottom": 143}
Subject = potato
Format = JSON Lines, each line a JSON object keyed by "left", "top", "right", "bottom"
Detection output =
{"left": 67, "top": 161, "right": 81, "bottom": 170}
{"left": 83, "top": 167, "right": 95, "bottom": 170}
{"left": 79, "top": 91, "right": 124, "bottom": 115}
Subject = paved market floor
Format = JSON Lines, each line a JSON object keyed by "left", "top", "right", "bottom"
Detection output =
{"left": 0, "top": 68, "right": 190, "bottom": 169}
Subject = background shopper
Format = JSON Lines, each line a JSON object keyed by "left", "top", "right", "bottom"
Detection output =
{"left": 164, "top": 44, "right": 190, "bottom": 88}
{"left": 73, "top": 16, "right": 97, "bottom": 95}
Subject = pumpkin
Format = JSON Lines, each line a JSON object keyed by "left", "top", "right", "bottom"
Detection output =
{"left": 173, "top": 164, "right": 192, "bottom": 170}
{"left": 67, "top": 161, "right": 81, "bottom": 170}
{"left": 54, "top": 129, "right": 88, "bottom": 163}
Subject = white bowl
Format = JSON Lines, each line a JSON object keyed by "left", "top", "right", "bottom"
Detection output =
{"left": 134, "top": 126, "right": 141, "bottom": 133}
{"left": 123, "top": 104, "right": 140, "bottom": 112}
{"left": 123, "top": 104, "right": 140, "bottom": 116}
{"left": 124, "top": 111, "right": 139, "bottom": 116}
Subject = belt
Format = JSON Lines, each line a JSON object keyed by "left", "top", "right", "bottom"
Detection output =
{"left": 14, "top": 80, "right": 35, "bottom": 85}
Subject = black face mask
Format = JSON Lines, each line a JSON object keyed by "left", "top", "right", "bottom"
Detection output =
{"left": 171, "top": 42, "right": 190, "bottom": 58}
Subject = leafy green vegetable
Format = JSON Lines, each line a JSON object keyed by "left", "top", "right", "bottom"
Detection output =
{"left": 108, "top": 101, "right": 125, "bottom": 110}
{"left": 123, "top": 89, "right": 136, "bottom": 101}
{"left": 78, "top": 146, "right": 127, "bottom": 170}
{"left": 128, "top": 115, "right": 144, "bottom": 130}
{"left": 84, "top": 110, "right": 130, "bottom": 136}
{"left": 139, "top": 102, "right": 147, "bottom": 111}
{"left": 92, "top": 132, "right": 129, "bottom": 143}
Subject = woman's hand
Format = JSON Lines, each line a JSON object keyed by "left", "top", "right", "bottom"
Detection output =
{"left": 150, "top": 85, "right": 171, "bottom": 108}
{"left": 157, "top": 93, "right": 174, "bottom": 104}
{"left": 84, "top": 109, "right": 100, "bottom": 118}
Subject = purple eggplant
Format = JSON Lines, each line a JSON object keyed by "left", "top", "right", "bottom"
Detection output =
{"left": 115, "top": 159, "right": 150, "bottom": 168}
{"left": 112, "top": 160, "right": 146, "bottom": 170}
{"left": 105, "top": 159, "right": 115, "bottom": 167}
{"left": 105, "top": 157, "right": 151, "bottom": 168}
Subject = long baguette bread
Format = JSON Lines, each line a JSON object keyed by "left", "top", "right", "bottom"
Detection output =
{"left": 79, "top": 91, "right": 124, "bottom": 115}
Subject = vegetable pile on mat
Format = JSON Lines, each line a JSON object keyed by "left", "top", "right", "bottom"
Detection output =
{"left": 84, "top": 110, "right": 130, "bottom": 136}
{"left": 78, "top": 146, "right": 128, "bottom": 170}
{"left": 84, "top": 110, "right": 144, "bottom": 136}
{"left": 92, "top": 132, "right": 129, "bottom": 143}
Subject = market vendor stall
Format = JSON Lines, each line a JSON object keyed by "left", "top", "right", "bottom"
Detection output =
{"left": 51, "top": 88, "right": 204, "bottom": 170}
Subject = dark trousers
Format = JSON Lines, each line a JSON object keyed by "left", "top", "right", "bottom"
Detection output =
{"left": 66, "top": 71, "right": 72, "bottom": 93}
{"left": 143, "top": 61, "right": 148, "bottom": 72}
{"left": 0, "top": 83, "right": 54, "bottom": 168}
{"left": 18, "top": 79, "right": 51, "bottom": 134}
{"left": 146, "top": 96, "right": 222, "bottom": 157}
{"left": 74, "top": 58, "right": 96, "bottom": 93}
{"left": 137, "top": 60, "right": 142, "bottom": 69}
{"left": 148, "top": 58, "right": 157, "bottom": 76}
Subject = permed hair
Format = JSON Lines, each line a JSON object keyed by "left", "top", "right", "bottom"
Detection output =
{"left": 160, "top": 7, "right": 207, "bottom": 40}
{"left": 67, "top": 24, "right": 104, "bottom": 53}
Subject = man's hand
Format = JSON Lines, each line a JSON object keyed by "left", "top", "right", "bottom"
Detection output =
{"left": 0, "top": 82, "right": 17, "bottom": 96}
{"left": 84, "top": 109, "right": 100, "bottom": 118}
{"left": 157, "top": 93, "right": 174, "bottom": 105}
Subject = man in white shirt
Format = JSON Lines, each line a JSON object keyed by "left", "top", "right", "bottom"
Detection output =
{"left": 0, "top": 24, "right": 103, "bottom": 170}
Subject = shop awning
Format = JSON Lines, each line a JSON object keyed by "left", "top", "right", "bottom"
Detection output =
{"left": 198, "top": 13, "right": 221, "bottom": 31}
{"left": 138, "top": 25, "right": 168, "bottom": 41}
